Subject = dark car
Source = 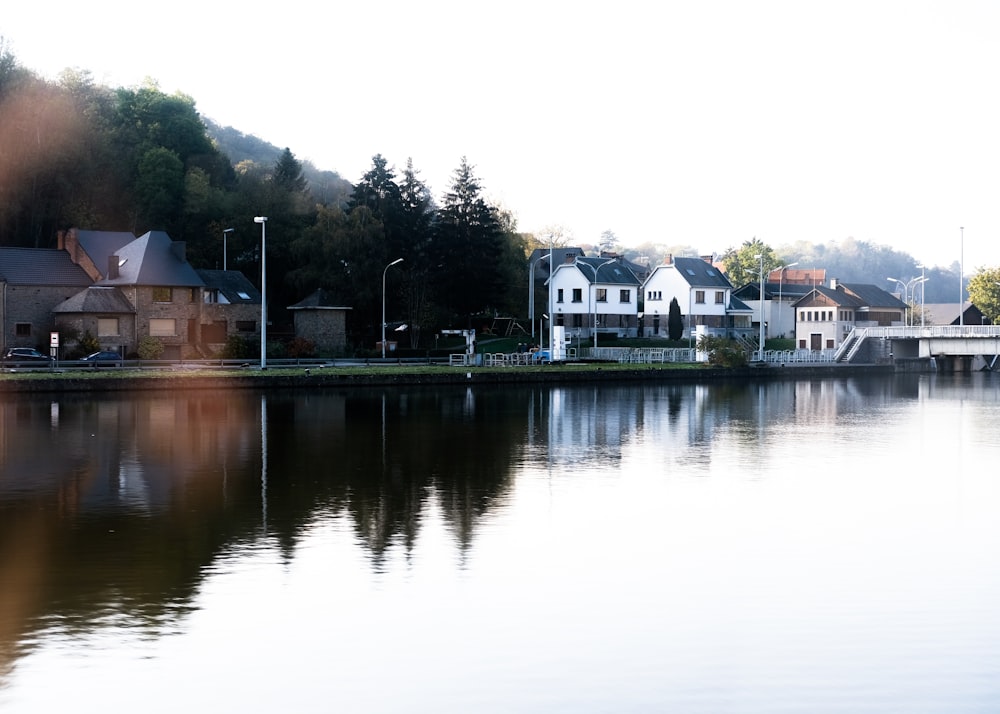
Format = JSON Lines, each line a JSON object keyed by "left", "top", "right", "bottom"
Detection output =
{"left": 80, "top": 351, "right": 124, "bottom": 363}
{"left": 2, "top": 347, "right": 55, "bottom": 363}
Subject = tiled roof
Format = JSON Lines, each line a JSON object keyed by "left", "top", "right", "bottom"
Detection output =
{"left": 52, "top": 287, "right": 135, "bottom": 314}
{"left": 840, "top": 283, "right": 907, "bottom": 308}
{"left": 668, "top": 257, "right": 733, "bottom": 288}
{"left": 0, "top": 247, "right": 93, "bottom": 286}
{"left": 575, "top": 257, "right": 641, "bottom": 285}
{"left": 98, "top": 231, "right": 204, "bottom": 287}
{"left": 197, "top": 269, "right": 261, "bottom": 304}
{"left": 288, "top": 288, "right": 352, "bottom": 310}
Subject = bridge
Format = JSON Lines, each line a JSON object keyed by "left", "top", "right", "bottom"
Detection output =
{"left": 836, "top": 325, "right": 1000, "bottom": 371}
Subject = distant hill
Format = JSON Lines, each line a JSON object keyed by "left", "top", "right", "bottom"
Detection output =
{"left": 203, "top": 118, "right": 354, "bottom": 208}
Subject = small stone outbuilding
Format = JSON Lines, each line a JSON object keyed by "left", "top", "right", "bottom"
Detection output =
{"left": 287, "top": 289, "right": 351, "bottom": 356}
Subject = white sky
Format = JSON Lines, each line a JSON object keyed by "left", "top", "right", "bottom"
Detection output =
{"left": 4, "top": 1, "right": 999, "bottom": 271}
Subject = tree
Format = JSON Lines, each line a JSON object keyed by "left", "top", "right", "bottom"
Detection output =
{"left": 967, "top": 266, "right": 1000, "bottom": 324}
{"left": 430, "top": 157, "right": 506, "bottom": 323}
{"left": 667, "top": 297, "right": 684, "bottom": 340}
{"left": 721, "top": 238, "right": 779, "bottom": 288}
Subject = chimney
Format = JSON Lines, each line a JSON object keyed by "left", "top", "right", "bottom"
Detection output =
{"left": 171, "top": 241, "right": 187, "bottom": 263}
{"left": 107, "top": 255, "right": 119, "bottom": 280}
{"left": 830, "top": 278, "right": 839, "bottom": 290}
{"left": 564, "top": 253, "right": 575, "bottom": 264}
{"left": 57, "top": 230, "right": 66, "bottom": 250}
{"left": 665, "top": 253, "right": 673, "bottom": 265}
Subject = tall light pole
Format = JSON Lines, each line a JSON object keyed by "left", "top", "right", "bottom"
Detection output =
{"left": 776, "top": 261, "right": 799, "bottom": 338}
{"left": 916, "top": 264, "right": 926, "bottom": 327}
{"left": 576, "top": 258, "right": 616, "bottom": 350}
{"left": 382, "top": 258, "right": 404, "bottom": 359}
{"left": 755, "top": 253, "right": 765, "bottom": 360}
{"left": 223, "top": 228, "right": 234, "bottom": 271}
{"left": 960, "top": 226, "right": 965, "bottom": 327}
{"left": 253, "top": 217, "right": 267, "bottom": 369}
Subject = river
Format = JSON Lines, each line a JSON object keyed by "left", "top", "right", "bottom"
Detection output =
{"left": 1, "top": 373, "right": 998, "bottom": 713}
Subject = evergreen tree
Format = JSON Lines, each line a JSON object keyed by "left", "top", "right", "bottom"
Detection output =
{"left": 430, "top": 157, "right": 505, "bottom": 323}
{"left": 667, "top": 297, "right": 684, "bottom": 340}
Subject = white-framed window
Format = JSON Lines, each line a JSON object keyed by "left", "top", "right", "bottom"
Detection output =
{"left": 572, "top": 288, "right": 582, "bottom": 303}
{"left": 149, "top": 318, "right": 176, "bottom": 337}
{"left": 619, "top": 289, "right": 630, "bottom": 303}
{"left": 695, "top": 290, "right": 705, "bottom": 304}
{"left": 715, "top": 291, "right": 724, "bottom": 304}
{"left": 557, "top": 288, "right": 564, "bottom": 303}
{"left": 596, "top": 288, "right": 607, "bottom": 302}
{"left": 97, "top": 318, "right": 120, "bottom": 336}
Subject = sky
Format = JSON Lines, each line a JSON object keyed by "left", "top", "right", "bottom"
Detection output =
{"left": 4, "top": 1, "right": 1000, "bottom": 272}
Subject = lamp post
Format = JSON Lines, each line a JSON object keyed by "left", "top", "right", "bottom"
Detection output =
{"left": 776, "top": 261, "right": 799, "bottom": 338}
{"left": 576, "top": 258, "right": 616, "bottom": 350}
{"left": 528, "top": 253, "right": 547, "bottom": 340}
{"left": 959, "top": 226, "right": 965, "bottom": 327}
{"left": 253, "top": 217, "right": 267, "bottom": 369}
{"left": 755, "top": 253, "right": 765, "bottom": 361}
{"left": 888, "top": 276, "right": 927, "bottom": 327}
{"left": 382, "top": 258, "right": 404, "bottom": 359}
{"left": 222, "top": 228, "right": 234, "bottom": 271}
{"left": 916, "top": 264, "right": 926, "bottom": 327}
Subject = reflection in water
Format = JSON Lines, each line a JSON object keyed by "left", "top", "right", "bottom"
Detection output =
{"left": 1, "top": 374, "right": 999, "bottom": 711}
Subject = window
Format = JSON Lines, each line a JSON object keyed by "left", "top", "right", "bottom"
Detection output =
{"left": 204, "top": 289, "right": 219, "bottom": 304}
{"left": 715, "top": 291, "right": 724, "bottom": 304}
{"left": 97, "top": 318, "right": 119, "bottom": 336}
{"left": 557, "top": 288, "right": 564, "bottom": 303}
{"left": 149, "top": 318, "right": 176, "bottom": 337}
{"left": 695, "top": 290, "right": 705, "bottom": 304}
{"left": 152, "top": 287, "right": 172, "bottom": 303}
{"left": 236, "top": 321, "right": 256, "bottom": 333}
{"left": 572, "top": 288, "right": 582, "bottom": 303}
{"left": 15, "top": 323, "right": 31, "bottom": 337}
{"left": 596, "top": 288, "right": 607, "bottom": 302}
{"left": 647, "top": 290, "right": 662, "bottom": 301}
{"left": 619, "top": 289, "right": 630, "bottom": 303}
{"left": 572, "top": 314, "right": 583, "bottom": 328}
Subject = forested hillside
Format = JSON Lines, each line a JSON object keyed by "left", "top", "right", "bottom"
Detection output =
{"left": 0, "top": 43, "right": 527, "bottom": 349}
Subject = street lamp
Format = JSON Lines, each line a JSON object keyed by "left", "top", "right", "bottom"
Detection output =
{"left": 222, "top": 228, "right": 234, "bottom": 271}
{"left": 253, "top": 217, "right": 267, "bottom": 369}
{"left": 382, "top": 258, "right": 404, "bottom": 359}
{"left": 576, "top": 258, "right": 616, "bottom": 350}
{"left": 776, "top": 261, "right": 799, "bottom": 338}
{"left": 960, "top": 226, "right": 965, "bottom": 327}
{"left": 916, "top": 264, "right": 926, "bottom": 327}
{"left": 888, "top": 276, "right": 927, "bottom": 327}
{"left": 755, "top": 253, "right": 765, "bottom": 361}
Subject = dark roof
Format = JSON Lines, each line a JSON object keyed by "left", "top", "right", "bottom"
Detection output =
{"left": 794, "top": 286, "right": 866, "bottom": 308}
{"left": 575, "top": 257, "right": 641, "bottom": 285}
{"left": 728, "top": 295, "right": 753, "bottom": 312}
{"left": 733, "top": 281, "right": 814, "bottom": 301}
{"left": 52, "top": 287, "right": 136, "bottom": 314}
{"left": 98, "top": 231, "right": 204, "bottom": 287}
{"left": 839, "top": 283, "right": 907, "bottom": 309}
{"left": 668, "top": 257, "right": 733, "bottom": 288}
{"left": 196, "top": 270, "right": 261, "bottom": 304}
{"left": 0, "top": 247, "right": 93, "bottom": 286}
{"left": 73, "top": 230, "right": 138, "bottom": 267}
{"left": 529, "top": 247, "right": 585, "bottom": 280}
{"left": 287, "top": 288, "right": 352, "bottom": 310}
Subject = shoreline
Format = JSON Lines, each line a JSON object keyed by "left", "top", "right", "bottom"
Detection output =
{"left": 0, "top": 362, "right": 896, "bottom": 393}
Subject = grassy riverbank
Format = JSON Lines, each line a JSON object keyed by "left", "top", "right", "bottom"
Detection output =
{"left": 0, "top": 359, "right": 889, "bottom": 393}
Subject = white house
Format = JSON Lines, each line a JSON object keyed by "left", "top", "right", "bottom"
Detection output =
{"left": 792, "top": 280, "right": 907, "bottom": 351}
{"left": 641, "top": 256, "right": 752, "bottom": 339}
{"left": 547, "top": 256, "right": 641, "bottom": 343}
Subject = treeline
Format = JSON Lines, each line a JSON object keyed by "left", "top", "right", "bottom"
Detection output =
{"left": 0, "top": 43, "right": 527, "bottom": 350}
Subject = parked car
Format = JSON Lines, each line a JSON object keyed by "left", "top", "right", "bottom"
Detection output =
{"left": 2, "top": 347, "right": 55, "bottom": 363}
{"left": 80, "top": 351, "right": 124, "bottom": 363}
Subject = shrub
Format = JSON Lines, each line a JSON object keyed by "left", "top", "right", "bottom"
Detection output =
{"left": 696, "top": 335, "right": 748, "bottom": 368}
{"left": 221, "top": 334, "right": 253, "bottom": 359}
{"left": 78, "top": 330, "right": 101, "bottom": 355}
{"left": 286, "top": 337, "right": 316, "bottom": 358}
{"left": 137, "top": 336, "right": 165, "bottom": 360}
